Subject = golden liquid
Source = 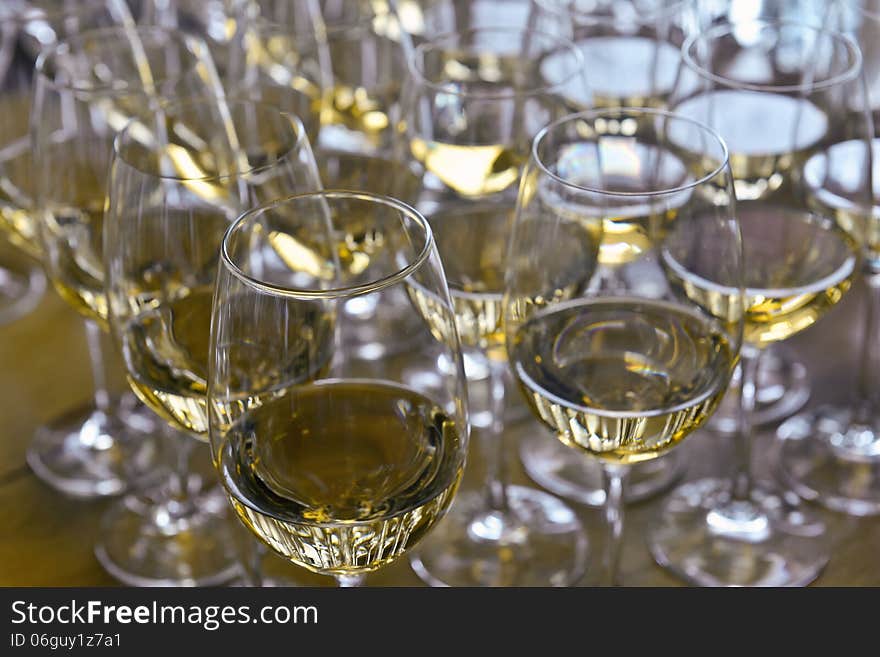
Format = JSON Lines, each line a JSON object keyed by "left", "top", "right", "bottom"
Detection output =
{"left": 409, "top": 139, "right": 525, "bottom": 198}
{"left": 218, "top": 379, "right": 464, "bottom": 576}
{"left": 121, "top": 286, "right": 334, "bottom": 437}
{"left": 803, "top": 138, "right": 880, "bottom": 270}
{"left": 672, "top": 90, "right": 828, "bottom": 201}
{"left": 43, "top": 200, "right": 108, "bottom": 326}
{"left": 663, "top": 202, "right": 859, "bottom": 348}
{"left": 409, "top": 204, "right": 601, "bottom": 357}
{"left": 548, "top": 136, "right": 692, "bottom": 266}
{"left": 316, "top": 149, "right": 423, "bottom": 276}
{"left": 509, "top": 298, "right": 735, "bottom": 464}
{"left": 0, "top": 93, "right": 40, "bottom": 256}
{"left": 321, "top": 82, "right": 398, "bottom": 147}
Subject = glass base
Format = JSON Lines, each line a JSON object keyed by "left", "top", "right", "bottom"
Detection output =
{"left": 519, "top": 433, "right": 685, "bottom": 506}
{"left": 775, "top": 405, "right": 880, "bottom": 516}
{"left": 0, "top": 251, "right": 46, "bottom": 325}
{"left": 709, "top": 345, "right": 810, "bottom": 433}
{"left": 95, "top": 487, "right": 243, "bottom": 586}
{"left": 648, "top": 478, "right": 829, "bottom": 587}
{"left": 409, "top": 485, "right": 588, "bottom": 587}
{"left": 27, "top": 401, "right": 163, "bottom": 499}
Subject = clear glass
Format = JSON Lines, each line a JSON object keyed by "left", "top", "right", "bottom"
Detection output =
{"left": 400, "top": 26, "right": 591, "bottom": 587}
{"left": 226, "top": 0, "right": 328, "bottom": 144}
{"left": 316, "top": 0, "right": 409, "bottom": 154}
{"left": 532, "top": 0, "right": 701, "bottom": 109}
{"left": 505, "top": 107, "right": 743, "bottom": 586}
{"left": 651, "top": 18, "right": 871, "bottom": 585}
{"left": 518, "top": 0, "right": 704, "bottom": 508}
{"left": 25, "top": 21, "right": 219, "bottom": 499}
{"left": 132, "top": 0, "right": 250, "bottom": 83}
{"left": 99, "top": 97, "right": 324, "bottom": 586}
{"left": 208, "top": 190, "right": 470, "bottom": 587}
{"left": 774, "top": 0, "right": 880, "bottom": 517}
{"left": 0, "top": 0, "right": 130, "bottom": 327}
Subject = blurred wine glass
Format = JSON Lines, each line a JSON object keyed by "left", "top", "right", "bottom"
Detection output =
{"left": 401, "top": 26, "right": 592, "bottom": 587}
{"left": 651, "top": 17, "right": 870, "bottom": 586}
{"left": 775, "top": 0, "right": 880, "bottom": 517}
{"left": 101, "top": 97, "right": 324, "bottom": 585}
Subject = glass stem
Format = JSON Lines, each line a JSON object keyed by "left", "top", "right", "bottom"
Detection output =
{"left": 84, "top": 320, "right": 113, "bottom": 415}
{"left": 852, "top": 275, "right": 880, "bottom": 426}
{"left": 335, "top": 574, "right": 365, "bottom": 587}
{"left": 732, "top": 346, "right": 762, "bottom": 501}
{"left": 600, "top": 463, "right": 629, "bottom": 587}
{"left": 484, "top": 357, "right": 509, "bottom": 513}
{"left": 162, "top": 433, "right": 198, "bottom": 516}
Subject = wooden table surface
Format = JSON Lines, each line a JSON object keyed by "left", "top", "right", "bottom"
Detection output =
{"left": 1, "top": 254, "right": 878, "bottom": 587}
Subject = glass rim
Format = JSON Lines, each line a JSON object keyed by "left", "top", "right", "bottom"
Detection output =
{"left": 112, "top": 97, "right": 312, "bottom": 183}
{"left": 531, "top": 107, "right": 730, "bottom": 198}
{"left": 682, "top": 19, "right": 863, "bottom": 94}
{"left": 408, "top": 26, "right": 586, "bottom": 100}
{"left": 34, "top": 25, "right": 208, "bottom": 95}
{"left": 534, "top": 0, "right": 690, "bottom": 25}
{"left": 221, "top": 190, "right": 435, "bottom": 300}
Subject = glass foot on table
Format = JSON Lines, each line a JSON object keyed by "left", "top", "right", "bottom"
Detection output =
{"left": 27, "top": 401, "right": 162, "bottom": 499}
{"left": 648, "top": 478, "right": 829, "bottom": 587}
{"left": 519, "top": 432, "right": 685, "bottom": 506}
{"left": 95, "top": 486, "right": 243, "bottom": 587}
{"left": 775, "top": 405, "right": 880, "bottom": 517}
{"left": 410, "top": 485, "right": 588, "bottom": 587}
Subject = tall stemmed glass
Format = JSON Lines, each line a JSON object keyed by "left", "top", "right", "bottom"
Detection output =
{"left": 505, "top": 107, "right": 742, "bottom": 586}
{"left": 208, "top": 190, "right": 469, "bottom": 588}
{"left": 775, "top": 0, "right": 880, "bottom": 517}
{"left": 27, "top": 24, "right": 217, "bottom": 499}
{"left": 651, "top": 19, "right": 870, "bottom": 586}
{"left": 533, "top": 0, "right": 699, "bottom": 109}
{"left": 401, "top": 27, "right": 591, "bottom": 587}
{"left": 100, "top": 98, "right": 324, "bottom": 585}
{"left": 518, "top": 0, "right": 706, "bottom": 508}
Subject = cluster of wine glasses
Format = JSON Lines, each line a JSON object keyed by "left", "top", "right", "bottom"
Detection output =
{"left": 5, "top": 0, "right": 879, "bottom": 588}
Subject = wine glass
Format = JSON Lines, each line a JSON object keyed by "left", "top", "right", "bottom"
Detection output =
{"left": 26, "top": 22, "right": 219, "bottom": 499}
{"left": 516, "top": 0, "right": 706, "bottom": 509}
{"left": 100, "top": 97, "right": 324, "bottom": 585}
{"left": 230, "top": 24, "right": 328, "bottom": 144}
{"left": 532, "top": 0, "right": 700, "bottom": 108}
{"left": 134, "top": 0, "right": 250, "bottom": 82}
{"left": 650, "top": 18, "right": 870, "bottom": 586}
{"left": 208, "top": 190, "right": 469, "bottom": 587}
{"left": 688, "top": 0, "right": 825, "bottom": 450}
{"left": 400, "top": 26, "right": 592, "bottom": 587}
{"left": 315, "top": 0, "right": 409, "bottom": 154}
{"left": 775, "top": 0, "right": 880, "bottom": 516}
{"left": 505, "top": 107, "right": 743, "bottom": 586}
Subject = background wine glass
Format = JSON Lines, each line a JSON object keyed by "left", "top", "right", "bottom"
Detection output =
{"left": 517, "top": 0, "right": 707, "bottom": 509}
{"left": 132, "top": 0, "right": 250, "bottom": 83}
{"left": 651, "top": 18, "right": 870, "bottom": 586}
{"left": 101, "top": 97, "right": 324, "bottom": 585}
{"left": 22, "top": 11, "right": 191, "bottom": 500}
{"left": 401, "top": 26, "right": 592, "bottom": 587}
{"left": 692, "top": 0, "right": 828, "bottom": 454}
{"left": 505, "top": 107, "right": 743, "bottom": 586}
{"left": 533, "top": 0, "right": 700, "bottom": 109}
{"left": 209, "top": 190, "right": 469, "bottom": 587}
{"left": 774, "top": 0, "right": 880, "bottom": 517}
